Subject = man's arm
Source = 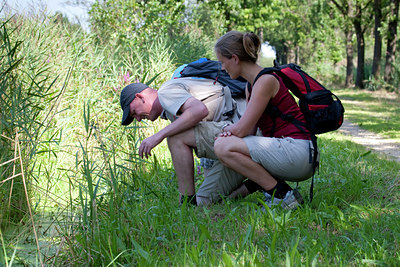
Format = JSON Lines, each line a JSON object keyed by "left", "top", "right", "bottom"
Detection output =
{"left": 139, "top": 97, "right": 208, "bottom": 158}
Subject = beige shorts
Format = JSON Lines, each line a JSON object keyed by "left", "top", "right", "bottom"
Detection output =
{"left": 243, "top": 136, "right": 315, "bottom": 181}
{"left": 193, "top": 121, "right": 230, "bottom": 159}
{"left": 193, "top": 121, "right": 246, "bottom": 203}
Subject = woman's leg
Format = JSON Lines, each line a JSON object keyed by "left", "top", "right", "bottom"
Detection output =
{"left": 214, "top": 136, "right": 278, "bottom": 191}
{"left": 215, "top": 136, "right": 305, "bottom": 208}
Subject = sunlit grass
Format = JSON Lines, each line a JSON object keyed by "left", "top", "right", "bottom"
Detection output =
{"left": 335, "top": 88, "right": 400, "bottom": 140}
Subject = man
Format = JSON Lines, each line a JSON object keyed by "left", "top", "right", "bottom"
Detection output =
{"left": 120, "top": 76, "right": 247, "bottom": 206}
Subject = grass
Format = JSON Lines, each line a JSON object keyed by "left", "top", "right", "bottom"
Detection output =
{"left": 334, "top": 88, "right": 400, "bottom": 140}
{"left": 1, "top": 11, "right": 399, "bottom": 266}
{"left": 46, "top": 131, "right": 399, "bottom": 266}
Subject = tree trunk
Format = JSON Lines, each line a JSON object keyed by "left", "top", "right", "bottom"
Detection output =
{"left": 257, "top": 27, "right": 264, "bottom": 42}
{"left": 345, "top": 29, "right": 354, "bottom": 87}
{"left": 354, "top": 2, "right": 365, "bottom": 88}
{"left": 331, "top": 0, "right": 355, "bottom": 87}
{"left": 372, "top": 0, "right": 382, "bottom": 79}
{"left": 285, "top": 41, "right": 296, "bottom": 63}
{"left": 225, "top": 9, "right": 232, "bottom": 31}
{"left": 279, "top": 45, "right": 288, "bottom": 65}
{"left": 384, "top": 0, "right": 400, "bottom": 85}
{"left": 275, "top": 48, "right": 284, "bottom": 65}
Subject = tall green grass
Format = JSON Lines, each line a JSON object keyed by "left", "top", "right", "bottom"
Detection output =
{"left": 0, "top": 15, "right": 62, "bottom": 228}
{"left": 1, "top": 11, "right": 399, "bottom": 266}
{"left": 1, "top": 11, "right": 203, "bottom": 265}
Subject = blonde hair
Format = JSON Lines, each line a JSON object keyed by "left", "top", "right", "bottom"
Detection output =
{"left": 215, "top": 31, "right": 261, "bottom": 63}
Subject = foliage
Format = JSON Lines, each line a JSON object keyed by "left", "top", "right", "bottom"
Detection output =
{"left": 87, "top": 0, "right": 400, "bottom": 90}
{"left": 258, "top": 0, "right": 309, "bottom": 63}
{"left": 197, "top": 0, "right": 243, "bottom": 34}
{"left": 195, "top": 0, "right": 347, "bottom": 87}
{"left": 89, "top": 0, "right": 185, "bottom": 48}
{"left": 168, "top": 25, "right": 215, "bottom": 65}
{"left": 307, "top": 1, "right": 345, "bottom": 65}
{"left": 89, "top": 0, "right": 214, "bottom": 65}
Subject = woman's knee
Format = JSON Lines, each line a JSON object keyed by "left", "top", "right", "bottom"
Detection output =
{"left": 214, "top": 137, "right": 231, "bottom": 158}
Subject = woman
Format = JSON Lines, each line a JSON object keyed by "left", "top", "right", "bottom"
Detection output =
{"left": 214, "top": 31, "right": 316, "bottom": 209}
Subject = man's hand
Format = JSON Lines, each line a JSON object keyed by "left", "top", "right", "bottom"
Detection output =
{"left": 138, "top": 96, "right": 208, "bottom": 158}
{"left": 139, "top": 134, "right": 163, "bottom": 158}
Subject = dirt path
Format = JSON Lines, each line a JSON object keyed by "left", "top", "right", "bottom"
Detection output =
{"left": 338, "top": 120, "right": 400, "bottom": 163}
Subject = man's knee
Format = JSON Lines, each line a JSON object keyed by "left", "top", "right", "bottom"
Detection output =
{"left": 167, "top": 128, "right": 196, "bottom": 148}
{"left": 166, "top": 133, "right": 179, "bottom": 146}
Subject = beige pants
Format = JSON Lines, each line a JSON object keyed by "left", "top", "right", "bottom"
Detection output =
{"left": 194, "top": 121, "right": 246, "bottom": 203}
{"left": 193, "top": 121, "right": 316, "bottom": 203}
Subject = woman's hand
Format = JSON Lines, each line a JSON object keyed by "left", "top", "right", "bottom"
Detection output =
{"left": 218, "top": 124, "right": 234, "bottom": 138}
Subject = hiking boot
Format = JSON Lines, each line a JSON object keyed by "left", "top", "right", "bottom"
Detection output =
{"left": 263, "top": 188, "right": 304, "bottom": 210}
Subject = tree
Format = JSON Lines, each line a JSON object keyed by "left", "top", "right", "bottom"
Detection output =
{"left": 384, "top": 0, "right": 400, "bottom": 86}
{"left": 196, "top": 0, "right": 242, "bottom": 36}
{"left": 331, "top": 0, "right": 355, "bottom": 87}
{"left": 306, "top": 1, "right": 345, "bottom": 74}
{"left": 89, "top": 0, "right": 185, "bottom": 48}
{"left": 252, "top": 0, "right": 308, "bottom": 65}
{"left": 353, "top": 0, "right": 373, "bottom": 88}
{"left": 331, "top": 0, "right": 373, "bottom": 88}
{"left": 197, "top": 0, "right": 345, "bottom": 72}
{"left": 372, "top": 0, "right": 382, "bottom": 79}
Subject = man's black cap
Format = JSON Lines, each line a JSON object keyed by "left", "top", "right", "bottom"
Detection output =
{"left": 120, "top": 83, "right": 148, "bottom": 125}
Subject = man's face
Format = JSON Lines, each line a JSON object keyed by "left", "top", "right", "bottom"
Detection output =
{"left": 129, "top": 94, "right": 157, "bottom": 122}
{"left": 129, "top": 93, "right": 159, "bottom": 121}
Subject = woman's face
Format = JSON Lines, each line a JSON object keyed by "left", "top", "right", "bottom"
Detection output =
{"left": 216, "top": 52, "right": 240, "bottom": 79}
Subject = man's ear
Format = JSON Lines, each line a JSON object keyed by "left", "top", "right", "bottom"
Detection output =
{"left": 135, "top": 92, "right": 145, "bottom": 102}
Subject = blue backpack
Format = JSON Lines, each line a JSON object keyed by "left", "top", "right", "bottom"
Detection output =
{"left": 178, "top": 58, "right": 247, "bottom": 98}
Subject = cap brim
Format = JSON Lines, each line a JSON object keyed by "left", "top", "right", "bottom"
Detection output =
{"left": 121, "top": 105, "right": 134, "bottom": 125}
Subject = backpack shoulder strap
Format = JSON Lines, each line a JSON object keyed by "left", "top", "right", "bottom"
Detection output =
{"left": 247, "top": 67, "right": 279, "bottom": 94}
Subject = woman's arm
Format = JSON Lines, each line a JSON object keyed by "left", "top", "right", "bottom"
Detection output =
{"left": 223, "top": 74, "right": 279, "bottom": 138}
{"left": 245, "top": 83, "right": 257, "bottom": 135}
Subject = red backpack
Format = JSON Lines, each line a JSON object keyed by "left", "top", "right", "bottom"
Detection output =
{"left": 253, "top": 62, "right": 345, "bottom": 135}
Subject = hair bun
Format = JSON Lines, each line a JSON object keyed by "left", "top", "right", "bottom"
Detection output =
{"left": 243, "top": 32, "right": 261, "bottom": 61}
